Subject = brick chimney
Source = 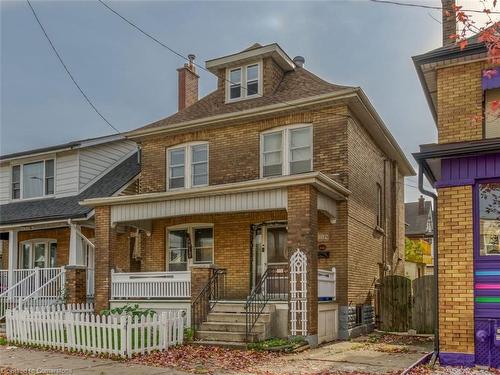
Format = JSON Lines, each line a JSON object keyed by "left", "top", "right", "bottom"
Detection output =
{"left": 177, "top": 54, "right": 199, "bottom": 111}
{"left": 442, "top": 0, "right": 457, "bottom": 46}
{"left": 418, "top": 195, "right": 426, "bottom": 215}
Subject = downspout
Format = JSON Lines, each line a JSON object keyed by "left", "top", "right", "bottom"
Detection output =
{"left": 417, "top": 163, "right": 439, "bottom": 364}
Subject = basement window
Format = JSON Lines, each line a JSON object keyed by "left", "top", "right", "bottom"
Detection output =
{"left": 226, "top": 62, "right": 261, "bottom": 102}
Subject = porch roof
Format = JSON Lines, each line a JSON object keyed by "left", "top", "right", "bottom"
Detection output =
{"left": 81, "top": 172, "right": 349, "bottom": 225}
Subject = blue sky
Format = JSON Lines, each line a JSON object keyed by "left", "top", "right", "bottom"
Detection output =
{"left": 0, "top": 0, "right": 494, "bottom": 201}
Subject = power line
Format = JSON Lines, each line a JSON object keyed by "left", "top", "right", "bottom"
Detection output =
{"left": 25, "top": 0, "right": 120, "bottom": 134}
{"left": 96, "top": 0, "right": 354, "bottom": 122}
{"left": 369, "top": 0, "right": 500, "bottom": 14}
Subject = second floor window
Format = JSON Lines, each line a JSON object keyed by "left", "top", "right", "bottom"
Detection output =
{"left": 485, "top": 88, "right": 500, "bottom": 139}
{"left": 12, "top": 159, "right": 55, "bottom": 200}
{"left": 167, "top": 143, "right": 208, "bottom": 190}
{"left": 261, "top": 125, "right": 312, "bottom": 177}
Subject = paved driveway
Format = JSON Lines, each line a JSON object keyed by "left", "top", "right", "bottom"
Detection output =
{"left": 236, "top": 339, "right": 433, "bottom": 374}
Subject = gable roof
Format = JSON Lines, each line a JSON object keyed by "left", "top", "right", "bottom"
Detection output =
{"left": 0, "top": 133, "right": 125, "bottom": 162}
{"left": 405, "top": 200, "right": 433, "bottom": 236}
{"left": 131, "top": 67, "right": 353, "bottom": 134}
{"left": 0, "top": 153, "right": 140, "bottom": 227}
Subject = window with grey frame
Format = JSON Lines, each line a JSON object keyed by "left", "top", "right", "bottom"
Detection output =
{"left": 168, "top": 143, "right": 208, "bottom": 189}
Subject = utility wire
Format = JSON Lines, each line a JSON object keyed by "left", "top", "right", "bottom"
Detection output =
{"left": 369, "top": 0, "right": 500, "bottom": 14}
{"left": 96, "top": 0, "right": 354, "bottom": 122}
{"left": 26, "top": 0, "right": 120, "bottom": 133}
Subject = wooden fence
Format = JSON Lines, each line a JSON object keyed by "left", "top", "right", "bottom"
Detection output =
{"left": 6, "top": 309, "right": 183, "bottom": 358}
{"left": 378, "top": 274, "right": 435, "bottom": 334}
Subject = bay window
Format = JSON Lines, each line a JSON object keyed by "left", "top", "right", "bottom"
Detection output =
{"left": 167, "top": 143, "right": 208, "bottom": 190}
{"left": 478, "top": 182, "right": 500, "bottom": 256}
{"left": 261, "top": 125, "right": 312, "bottom": 177}
{"left": 167, "top": 226, "right": 214, "bottom": 271}
{"left": 11, "top": 159, "right": 55, "bottom": 200}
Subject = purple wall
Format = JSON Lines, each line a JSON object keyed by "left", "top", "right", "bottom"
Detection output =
{"left": 436, "top": 152, "right": 500, "bottom": 368}
{"left": 436, "top": 153, "right": 500, "bottom": 188}
{"left": 482, "top": 67, "right": 500, "bottom": 90}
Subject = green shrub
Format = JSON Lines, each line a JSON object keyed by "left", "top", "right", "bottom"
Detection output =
{"left": 100, "top": 304, "right": 155, "bottom": 317}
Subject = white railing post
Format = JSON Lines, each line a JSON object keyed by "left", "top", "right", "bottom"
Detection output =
{"left": 7, "top": 230, "right": 18, "bottom": 298}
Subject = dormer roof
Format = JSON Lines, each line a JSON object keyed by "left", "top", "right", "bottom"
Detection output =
{"left": 205, "top": 43, "right": 295, "bottom": 73}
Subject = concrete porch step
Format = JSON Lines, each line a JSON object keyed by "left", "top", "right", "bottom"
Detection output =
{"left": 195, "top": 330, "right": 262, "bottom": 342}
{"left": 207, "top": 312, "right": 271, "bottom": 323}
{"left": 211, "top": 303, "right": 275, "bottom": 314}
{"left": 200, "top": 321, "right": 267, "bottom": 333}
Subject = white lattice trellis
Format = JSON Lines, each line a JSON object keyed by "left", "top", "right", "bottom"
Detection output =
{"left": 290, "top": 249, "right": 308, "bottom": 336}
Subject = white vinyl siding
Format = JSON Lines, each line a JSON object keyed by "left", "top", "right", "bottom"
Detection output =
{"left": 79, "top": 141, "right": 136, "bottom": 190}
{"left": 55, "top": 152, "right": 79, "bottom": 196}
{"left": 0, "top": 166, "right": 10, "bottom": 204}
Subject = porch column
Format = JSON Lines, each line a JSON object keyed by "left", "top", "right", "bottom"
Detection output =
{"left": 64, "top": 265, "right": 87, "bottom": 304}
{"left": 287, "top": 185, "right": 318, "bottom": 346}
{"left": 94, "top": 206, "right": 115, "bottom": 313}
{"left": 7, "top": 230, "right": 18, "bottom": 289}
{"left": 68, "top": 224, "right": 84, "bottom": 266}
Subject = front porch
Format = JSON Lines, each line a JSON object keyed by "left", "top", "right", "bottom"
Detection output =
{"left": 84, "top": 172, "right": 349, "bottom": 345}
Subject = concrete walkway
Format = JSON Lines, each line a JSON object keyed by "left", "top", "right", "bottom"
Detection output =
{"left": 0, "top": 346, "right": 186, "bottom": 374}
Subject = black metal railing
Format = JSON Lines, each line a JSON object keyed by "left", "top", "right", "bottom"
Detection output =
{"left": 244, "top": 266, "right": 288, "bottom": 341}
{"left": 191, "top": 268, "right": 226, "bottom": 332}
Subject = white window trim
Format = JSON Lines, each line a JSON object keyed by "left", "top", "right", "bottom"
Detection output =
{"left": 11, "top": 158, "right": 56, "bottom": 201}
{"left": 165, "top": 224, "right": 214, "bottom": 271}
{"left": 259, "top": 124, "right": 313, "bottom": 178}
{"left": 18, "top": 239, "right": 57, "bottom": 269}
{"left": 166, "top": 142, "right": 209, "bottom": 191}
{"left": 225, "top": 60, "right": 263, "bottom": 103}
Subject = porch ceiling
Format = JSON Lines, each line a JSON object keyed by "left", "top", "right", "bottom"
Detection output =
{"left": 81, "top": 172, "right": 349, "bottom": 225}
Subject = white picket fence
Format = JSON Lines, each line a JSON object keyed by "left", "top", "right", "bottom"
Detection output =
{"left": 6, "top": 308, "right": 183, "bottom": 358}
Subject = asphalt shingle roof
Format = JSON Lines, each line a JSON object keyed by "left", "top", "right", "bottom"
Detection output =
{"left": 0, "top": 153, "right": 139, "bottom": 225}
{"left": 405, "top": 200, "right": 433, "bottom": 236}
{"left": 136, "top": 67, "right": 354, "bottom": 132}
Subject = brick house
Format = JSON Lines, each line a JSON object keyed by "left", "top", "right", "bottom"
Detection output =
{"left": 412, "top": 0, "right": 500, "bottom": 368}
{"left": 80, "top": 43, "right": 413, "bottom": 346}
{"left": 0, "top": 134, "right": 139, "bottom": 318}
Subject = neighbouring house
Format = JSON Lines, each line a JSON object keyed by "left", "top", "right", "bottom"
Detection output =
{"left": 412, "top": 0, "right": 500, "bottom": 368}
{"left": 0, "top": 134, "right": 140, "bottom": 318}
{"left": 78, "top": 43, "right": 414, "bottom": 346}
{"left": 404, "top": 196, "right": 434, "bottom": 279}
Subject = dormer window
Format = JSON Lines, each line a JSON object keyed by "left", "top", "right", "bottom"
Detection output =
{"left": 227, "top": 62, "right": 261, "bottom": 102}
{"left": 11, "top": 159, "right": 55, "bottom": 200}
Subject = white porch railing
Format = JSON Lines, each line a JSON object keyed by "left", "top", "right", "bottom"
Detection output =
{"left": 18, "top": 267, "right": 65, "bottom": 311}
{"left": 318, "top": 267, "right": 336, "bottom": 301}
{"left": 111, "top": 271, "right": 191, "bottom": 300}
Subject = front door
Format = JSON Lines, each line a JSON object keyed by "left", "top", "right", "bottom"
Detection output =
{"left": 252, "top": 223, "right": 288, "bottom": 298}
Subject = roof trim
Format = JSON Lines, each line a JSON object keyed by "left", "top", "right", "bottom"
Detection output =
{"left": 126, "top": 89, "right": 357, "bottom": 138}
{"left": 81, "top": 172, "right": 350, "bottom": 207}
{"left": 205, "top": 43, "right": 295, "bottom": 73}
{"left": 124, "top": 87, "right": 414, "bottom": 176}
{"left": 0, "top": 133, "right": 125, "bottom": 162}
{"left": 413, "top": 138, "right": 500, "bottom": 161}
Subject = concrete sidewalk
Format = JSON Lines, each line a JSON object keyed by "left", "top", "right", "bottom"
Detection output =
{"left": 0, "top": 346, "right": 186, "bottom": 374}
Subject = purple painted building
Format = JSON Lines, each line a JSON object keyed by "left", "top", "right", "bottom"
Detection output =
{"left": 412, "top": 0, "right": 500, "bottom": 368}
